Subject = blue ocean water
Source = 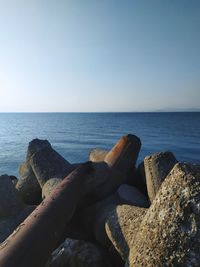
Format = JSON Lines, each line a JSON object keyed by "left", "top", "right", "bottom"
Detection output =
{"left": 0, "top": 112, "right": 199, "bottom": 177}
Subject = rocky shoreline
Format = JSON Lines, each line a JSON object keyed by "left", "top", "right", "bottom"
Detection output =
{"left": 0, "top": 134, "right": 199, "bottom": 267}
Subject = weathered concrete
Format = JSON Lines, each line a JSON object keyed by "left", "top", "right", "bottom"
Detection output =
{"left": 45, "top": 238, "right": 112, "bottom": 267}
{"left": 105, "top": 204, "right": 147, "bottom": 260}
{"left": 127, "top": 163, "right": 200, "bottom": 267}
{"left": 27, "top": 138, "right": 51, "bottom": 160}
{"left": 42, "top": 178, "right": 62, "bottom": 199}
{"left": 90, "top": 134, "right": 142, "bottom": 200}
{"left": 16, "top": 139, "right": 50, "bottom": 205}
{"left": 117, "top": 184, "right": 149, "bottom": 208}
{"left": 89, "top": 148, "right": 109, "bottom": 162}
{"left": 144, "top": 151, "right": 177, "bottom": 202}
{"left": 16, "top": 162, "right": 41, "bottom": 205}
{"left": 104, "top": 134, "right": 141, "bottom": 173}
{"left": 30, "top": 143, "right": 72, "bottom": 187}
{"left": 0, "top": 134, "right": 142, "bottom": 267}
{"left": 0, "top": 163, "right": 92, "bottom": 267}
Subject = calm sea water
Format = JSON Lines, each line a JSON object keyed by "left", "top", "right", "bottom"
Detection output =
{"left": 0, "top": 112, "right": 199, "bottom": 177}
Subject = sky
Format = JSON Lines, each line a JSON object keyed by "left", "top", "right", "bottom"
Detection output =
{"left": 0, "top": 0, "right": 199, "bottom": 112}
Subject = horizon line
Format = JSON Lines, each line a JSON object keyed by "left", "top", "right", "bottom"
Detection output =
{"left": 0, "top": 110, "right": 199, "bottom": 114}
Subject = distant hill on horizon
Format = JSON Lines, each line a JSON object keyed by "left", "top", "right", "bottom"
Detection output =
{"left": 152, "top": 107, "right": 200, "bottom": 112}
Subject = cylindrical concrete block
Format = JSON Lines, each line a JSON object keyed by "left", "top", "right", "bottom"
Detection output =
{"left": 104, "top": 134, "right": 141, "bottom": 173}
{"left": 0, "top": 163, "right": 92, "bottom": 267}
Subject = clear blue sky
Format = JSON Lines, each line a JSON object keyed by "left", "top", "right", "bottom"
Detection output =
{"left": 0, "top": 0, "right": 199, "bottom": 112}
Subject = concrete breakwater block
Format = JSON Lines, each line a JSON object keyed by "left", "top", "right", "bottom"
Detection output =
{"left": 0, "top": 134, "right": 142, "bottom": 267}
{"left": 82, "top": 185, "right": 148, "bottom": 251}
{"left": 26, "top": 139, "right": 51, "bottom": 160}
{"left": 16, "top": 162, "right": 42, "bottom": 205}
{"left": 16, "top": 139, "right": 51, "bottom": 205}
{"left": 0, "top": 163, "right": 93, "bottom": 267}
{"left": 144, "top": 151, "right": 177, "bottom": 202}
{"left": 105, "top": 204, "right": 147, "bottom": 261}
{"left": 42, "top": 178, "right": 62, "bottom": 199}
{"left": 90, "top": 134, "right": 142, "bottom": 200}
{"left": 104, "top": 134, "right": 141, "bottom": 173}
{"left": 45, "top": 238, "right": 112, "bottom": 267}
{"left": 89, "top": 148, "right": 109, "bottom": 162}
{"left": 30, "top": 142, "right": 73, "bottom": 187}
{"left": 17, "top": 138, "right": 73, "bottom": 205}
{"left": 127, "top": 163, "right": 200, "bottom": 267}
{"left": 19, "top": 134, "right": 141, "bottom": 205}
{"left": 0, "top": 175, "right": 35, "bottom": 242}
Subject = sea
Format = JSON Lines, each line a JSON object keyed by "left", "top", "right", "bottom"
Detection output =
{"left": 0, "top": 112, "right": 199, "bottom": 177}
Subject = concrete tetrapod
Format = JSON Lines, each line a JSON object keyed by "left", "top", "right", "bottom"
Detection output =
{"left": 144, "top": 151, "right": 177, "bottom": 202}
{"left": 46, "top": 238, "right": 112, "bottom": 267}
{"left": 0, "top": 175, "right": 35, "bottom": 243}
{"left": 104, "top": 134, "right": 141, "bottom": 173}
{"left": 106, "top": 204, "right": 147, "bottom": 260}
{"left": 93, "top": 134, "right": 141, "bottom": 200}
{"left": 127, "top": 163, "right": 200, "bottom": 267}
{"left": 0, "top": 163, "right": 93, "bottom": 267}
{"left": 89, "top": 148, "right": 109, "bottom": 162}
{"left": 16, "top": 139, "right": 52, "bottom": 205}
{"left": 27, "top": 134, "right": 140, "bottom": 202}
{"left": 42, "top": 178, "right": 62, "bottom": 199}
{"left": 30, "top": 141, "right": 73, "bottom": 187}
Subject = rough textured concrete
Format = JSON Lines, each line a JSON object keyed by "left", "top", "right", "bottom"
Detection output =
{"left": 89, "top": 148, "right": 109, "bottom": 162}
{"left": 27, "top": 139, "right": 51, "bottom": 160}
{"left": 42, "top": 178, "right": 62, "bottom": 199}
{"left": 16, "top": 162, "right": 41, "bottom": 205}
{"left": 117, "top": 184, "right": 149, "bottom": 208}
{"left": 105, "top": 204, "right": 147, "bottom": 260}
{"left": 16, "top": 139, "right": 51, "bottom": 205}
{"left": 127, "top": 163, "right": 200, "bottom": 267}
{"left": 45, "top": 238, "right": 111, "bottom": 267}
{"left": 30, "top": 143, "right": 72, "bottom": 187}
{"left": 144, "top": 151, "right": 177, "bottom": 202}
{"left": 104, "top": 134, "right": 141, "bottom": 173}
